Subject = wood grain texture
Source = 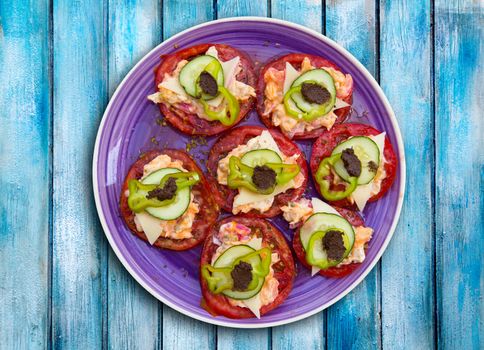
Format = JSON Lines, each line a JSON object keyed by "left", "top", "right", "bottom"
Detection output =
{"left": 325, "top": 1, "right": 380, "bottom": 348}
{"left": 380, "top": 0, "right": 435, "bottom": 349}
{"left": 214, "top": 2, "right": 271, "bottom": 349}
{"left": 162, "top": 304, "right": 215, "bottom": 350}
{"left": 434, "top": 1, "right": 483, "bottom": 349}
{"left": 163, "top": 0, "right": 214, "bottom": 39}
{"left": 270, "top": 0, "right": 323, "bottom": 31}
{"left": 0, "top": 1, "right": 50, "bottom": 349}
{"left": 107, "top": 1, "right": 161, "bottom": 349}
{"left": 52, "top": 0, "right": 108, "bottom": 348}
{"left": 217, "top": 0, "right": 268, "bottom": 18}
{"left": 270, "top": 1, "right": 325, "bottom": 347}
{"left": 160, "top": 2, "right": 217, "bottom": 348}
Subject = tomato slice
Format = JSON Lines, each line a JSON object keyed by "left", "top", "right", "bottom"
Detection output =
{"left": 207, "top": 125, "right": 308, "bottom": 218}
{"left": 154, "top": 44, "right": 256, "bottom": 136}
{"left": 200, "top": 216, "right": 295, "bottom": 318}
{"left": 120, "top": 149, "right": 219, "bottom": 250}
{"left": 310, "top": 123, "right": 398, "bottom": 209}
{"left": 256, "top": 53, "right": 352, "bottom": 139}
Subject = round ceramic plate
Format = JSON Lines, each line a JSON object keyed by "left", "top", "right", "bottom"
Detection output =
{"left": 93, "top": 17, "right": 405, "bottom": 328}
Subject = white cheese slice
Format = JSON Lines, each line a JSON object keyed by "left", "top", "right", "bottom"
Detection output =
{"left": 310, "top": 198, "right": 343, "bottom": 276}
{"left": 134, "top": 212, "right": 164, "bottom": 245}
{"left": 351, "top": 132, "right": 386, "bottom": 212}
{"left": 250, "top": 130, "right": 283, "bottom": 154}
{"left": 311, "top": 197, "right": 341, "bottom": 216}
{"left": 283, "top": 62, "right": 300, "bottom": 94}
{"left": 159, "top": 75, "right": 189, "bottom": 99}
{"left": 246, "top": 237, "right": 263, "bottom": 250}
{"left": 241, "top": 295, "right": 262, "bottom": 319}
{"left": 334, "top": 98, "right": 350, "bottom": 110}
{"left": 206, "top": 46, "right": 219, "bottom": 59}
{"left": 233, "top": 179, "right": 296, "bottom": 208}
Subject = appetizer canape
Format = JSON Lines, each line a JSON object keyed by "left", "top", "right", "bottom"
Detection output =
{"left": 149, "top": 44, "right": 256, "bottom": 135}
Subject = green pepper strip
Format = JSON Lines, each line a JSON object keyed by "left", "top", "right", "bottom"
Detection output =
{"left": 227, "top": 156, "right": 300, "bottom": 195}
{"left": 283, "top": 85, "right": 331, "bottom": 122}
{"left": 201, "top": 247, "right": 272, "bottom": 294}
{"left": 306, "top": 229, "right": 346, "bottom": 269}
{"left": 200, "top": 86, "right": 240, "bottom": 126}
{"left": 127, "top": 172, "right": 200, "bottom": 213}
{"left": 315, "top": 153, "right": 358, "bottom": 201}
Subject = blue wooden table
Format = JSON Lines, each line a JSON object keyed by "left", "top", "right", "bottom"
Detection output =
{"left": 1, "top": 1, "right": 482, "bottom": 349}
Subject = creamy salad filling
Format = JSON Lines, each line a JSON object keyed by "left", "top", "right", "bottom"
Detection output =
{"left": 148, "top": 46, "right": 255, "bottom": 121}
{"left": 130, "top": 154, "right": 200, "bottom": 242}
{"left": 263, "top": 57, "right": 353, "bottom": 138}
{"left": 211, "top": 222, "right": 280, "bottom": 318}
{"left": 216, "top": 130, "right": 305, "bottom": 214}
{"left": 282, "top": 198, "right": 373, "bottom": 267}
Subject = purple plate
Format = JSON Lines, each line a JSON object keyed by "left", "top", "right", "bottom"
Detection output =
{"left": 93, "top": 17, "right": 405, "bottom": 328}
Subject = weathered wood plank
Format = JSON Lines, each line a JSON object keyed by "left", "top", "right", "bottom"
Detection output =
{"left": 214, "top": 2, "right": 271, "bottom": 349}
{"left": 217, "top": 0, "right": 267, "bottom": 18}
{"left": 107, "top": 1, "right": 161, "bottom": 349}
{"left": 0, "top": 1, "right": 50, "bottom": 349}
{"left": 325, "top": 1, "right": 381, "bottom": 349}
{"left": 52, "top": 0, "right": 108, "bottom": 348}
{"left": 380, "top": 0, "right": 435, "bottom": 349}
{"left": 161, "top": 2, "right": 216, "bottom": 348}
{"left": 270, "top": 0, "right": 323, "bottom": 30}
{"left": 163, "top": 0, "right": 214, "bottom": 39}
{"left": 434, "top": 1, "right": 483, "bottom": 349}
{"left": 162, "top": 304, "right": 216, "bottom": 350}
{"left": 270, "top": 1, "right": 325, "bottom": 348}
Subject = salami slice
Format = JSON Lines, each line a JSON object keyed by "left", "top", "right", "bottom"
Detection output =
{"left": 120, "top": 149, "right": 219, "bottom": 250}
{"left": 154, "top": 44, "right": 256, "bottom": 135}
{"left": 200, "top": 216, "right": 295, "bottom": 318}
{"left": 293, "top": 207, "right": 366, "bottom": 278}
{"left": 310, "top": 123, "right": 398, "bottom": 209}
{"left": 207, "top": 125, "right": 308, "bottom": 218}
{"left": 257, "top": 53, "right": 353, "bottom": 139}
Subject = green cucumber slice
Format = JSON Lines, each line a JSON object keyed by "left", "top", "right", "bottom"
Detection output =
{"left": 290, "top": 69, "right": 336, "bottom": 115}
{"left": 331, "top": 136, "right": 380, "bottom": 185}
{"left": 213, "top": 244, "right": 265, "bottom": 300}
{"left": 141, "top": 168, "right": 191, "bottom": 221}
{"left": 240, "top": 149, "right": 282, "bottom": 167}
{"left": 179, "top": 55, "right": 224, "bottom": 98}
{"left": 300, "top": 213, "right": 355, "bottom": 252}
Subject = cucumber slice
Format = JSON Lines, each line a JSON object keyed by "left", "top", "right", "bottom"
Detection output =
{"left": 290, "top": 69, "right": 336, "bottom": 115}
{"left": 213, "top": 245, "right": 265, "bottom": 300}
{"left": 179, "top": 55, "right": 224, "bottom": 97}
{"left": 141, "top": 168, "right": 191, "bottom": 221}
{"left": 299, "top": 213, "right": 355, "bottom": 252}
{"left": 331, "top": 136, "right": 380, "bottom": 185}
{"left": 241, "top": 149, "right": 282, "bottom": 167}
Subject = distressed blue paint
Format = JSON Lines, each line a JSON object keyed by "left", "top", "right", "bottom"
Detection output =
{"left": 163, "top": 0, "right": 214, "bottom": 39}
{"left": 434, "top": 1, "right": 483, "bottom": 349}
{"left": 52, "top": 0, "right": 107, "bottom": 348}
{"left": 325, "top": 1, "right": 381, "bottom": 348}
{"left": 0, "top": 1, "right": 50, "bottom": 349}
{"left": 380, "top": 0, "right": 435, "bottom": 349}
{"left": 107, "top": 1, "right": 161, "bottom": 349}
{"left": 0, "top": 1, "right": 483, "bottom": 349}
